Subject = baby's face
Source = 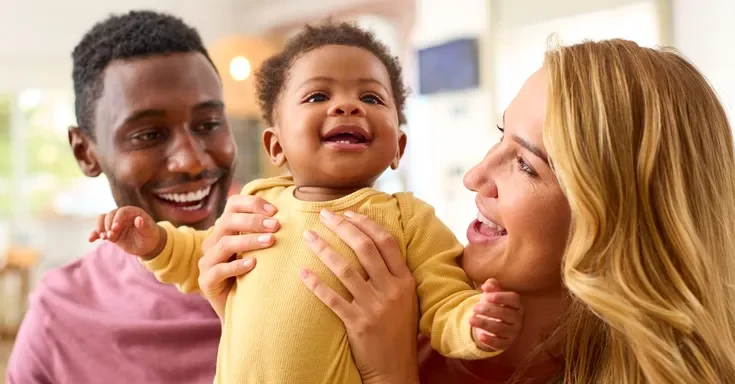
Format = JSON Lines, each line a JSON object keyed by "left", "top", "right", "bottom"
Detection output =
{"left": 270, "top": 44, "right": 405, "bottom": 189}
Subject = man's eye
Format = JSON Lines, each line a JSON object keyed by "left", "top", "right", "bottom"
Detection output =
{"left": 198, "top": 121, "right": 221, "bottom": 132}
{"left": 134, "top": 132, "right": 162, "bottom": 141}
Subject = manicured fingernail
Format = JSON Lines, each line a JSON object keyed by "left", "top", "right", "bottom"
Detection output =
{"left": 320, "top": 209, "right": 337, "bottom": 223}
{"left": 344, "top": 210, "right": 356, "bottom": 219}
{"left": 257, "top": 234, "right": 273, "bottom": 244}
{"left": 243, "top": 258, "right": 254, "bottom": 268}
{"left": 298, "top": 269, "right": 309, "bottom": 279}
{"left": 263, "top": 218, "right": 278, "bottom": 229}
{"left": 264, "top": 204, "right": 277, "bottom": 214}
{"left": 303, "top": 230, "right": 317, "bottom": 242}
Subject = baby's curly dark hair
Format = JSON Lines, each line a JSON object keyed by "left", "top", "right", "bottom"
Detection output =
{"left": 255, "top": 21, "right": 409, "bottom": 126}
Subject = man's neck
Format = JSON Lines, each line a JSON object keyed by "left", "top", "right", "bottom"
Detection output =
{"left": 293, "top": 185, "right": 372, "bottom": 202}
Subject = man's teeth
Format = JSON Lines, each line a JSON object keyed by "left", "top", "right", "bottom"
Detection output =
{"left": 477, "top": 212, "right": 506, "bottom": 231}
{"left": 157, "top": 186, "right": 211, "bottom": 203}
{"left": 181, "top": 202, "right": 204, "bottom": 211}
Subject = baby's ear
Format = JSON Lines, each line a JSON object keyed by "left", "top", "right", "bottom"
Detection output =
{"left": 262, "top": 127, "right": 287, "bottom": 167}
{"left": 391, "top": 130, "right": 408, "bottom": 170}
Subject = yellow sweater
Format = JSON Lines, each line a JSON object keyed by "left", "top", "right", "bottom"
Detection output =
{"left": 144, "top": 176, "right": 497, "bottom": 383}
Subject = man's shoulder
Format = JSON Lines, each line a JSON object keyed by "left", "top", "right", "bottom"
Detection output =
{"left": 36, "top": 242, "right": 129, "bottom": 297}
{"left": 10, "top": 243, "right": 221, "bottom": 383}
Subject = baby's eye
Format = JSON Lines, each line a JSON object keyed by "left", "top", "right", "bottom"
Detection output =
{"left": 361, "top": 94, "right": 382, "bottom": 104}
{"left": 306, "top": 93, "right": 328, "bottom": 103}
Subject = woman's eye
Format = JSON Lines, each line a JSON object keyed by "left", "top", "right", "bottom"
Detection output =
{"left": 306, "top": 93, "right": 328, "bottom": 103}
{"left": 516, "top": 155, "right": 536, "bottom": 176}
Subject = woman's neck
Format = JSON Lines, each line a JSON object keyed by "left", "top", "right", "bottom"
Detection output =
{"left": 472, "top": 292, "right": 569, "bottom": 369}
{"left": 293, "top": 185, "right": 369, "bottom": 202}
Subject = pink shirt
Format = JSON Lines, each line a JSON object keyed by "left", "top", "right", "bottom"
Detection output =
{"left": 6, "top": 241, "right": 221, "bottom": 384}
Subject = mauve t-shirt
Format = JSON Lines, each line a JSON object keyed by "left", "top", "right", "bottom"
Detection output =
{"left": 6, "top": 241, "right": 221, "bottom": 384}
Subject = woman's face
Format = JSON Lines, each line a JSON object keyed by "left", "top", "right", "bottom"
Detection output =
{"left": 462, "top": 68, "right": 571, "bottom": 295}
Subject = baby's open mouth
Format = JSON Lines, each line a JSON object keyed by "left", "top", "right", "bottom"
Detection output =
{"left": 323, "top": 131, "right": 368, "bottom": 144}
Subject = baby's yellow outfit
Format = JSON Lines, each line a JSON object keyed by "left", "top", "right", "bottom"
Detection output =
{"left": 144, "top": 176, "right": 498, "bottom": 383}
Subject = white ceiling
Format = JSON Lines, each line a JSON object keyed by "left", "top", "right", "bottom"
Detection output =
{"left": 0, "top": 0, "right": 371, "bottom": 90}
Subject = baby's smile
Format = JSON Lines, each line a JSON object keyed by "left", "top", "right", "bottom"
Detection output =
{"left": 321, "top": 124, "right": 372, "bottom": 152}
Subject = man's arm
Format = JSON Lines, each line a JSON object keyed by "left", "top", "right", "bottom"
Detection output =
{"left": 6, "top": 298, "right": 55, "bottom": 384}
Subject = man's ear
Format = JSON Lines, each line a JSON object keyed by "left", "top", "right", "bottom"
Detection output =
{"left": 68, "top": 126, "right": 102, "bottom": 177}
{"left": 262, "top": 127, "right": 287, "bottom": 167}
{"left": 390, "top": 130, "right": 408, "bottom": 170}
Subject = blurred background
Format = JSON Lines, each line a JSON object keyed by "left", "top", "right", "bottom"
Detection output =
{"left": 0, "top": 0, "right": 732, "bottom": 371}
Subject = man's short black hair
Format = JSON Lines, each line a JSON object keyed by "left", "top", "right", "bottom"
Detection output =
{"left": 255, "top": 21, "right": 409, "bottom": 127}
{"left": 71, "top": 10, "right": 216, "bottom": 138}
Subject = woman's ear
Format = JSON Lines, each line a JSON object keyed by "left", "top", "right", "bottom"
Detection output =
{"left": 263, "top": 127, "right": 287, "bottom": 167}
{"left": 390, "top": 131, "right": 408, "bottom": 170}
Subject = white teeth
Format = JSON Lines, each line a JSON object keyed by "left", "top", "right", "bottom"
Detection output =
{"left": 336, "top": 140, "right": 352, "bottom": 144}
{"left": 181, "top": 202, "right": 204, "bottom": 211}
{"left": 477, "top": 212, "right": 506, "bottom": 231}
{"left": 157, "top": 186, "right": 212, "bottom": 203}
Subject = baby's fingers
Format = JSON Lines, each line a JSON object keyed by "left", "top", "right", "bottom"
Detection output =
{"left": 472, "top": 327, "right": 512, "bottom": 352}
{"left": 90, "top": 213, "right": 109, "bottom": 242}
{"left": 470, "top": 313, "right": 514, "bottom": 337}
{"left": 88, "top": 230, "right": 102, "bottom": 242}
{"left": 473, "top": 300, "right": 521, "bottom": 326}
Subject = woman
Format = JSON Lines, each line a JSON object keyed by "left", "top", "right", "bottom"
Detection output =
{"left": 198, "top": 39, "right": 735, "bottom": 383}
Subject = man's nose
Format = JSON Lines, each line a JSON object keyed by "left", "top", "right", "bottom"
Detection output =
{"left": 166, "top": 133, "right": 207, "bottom": 175}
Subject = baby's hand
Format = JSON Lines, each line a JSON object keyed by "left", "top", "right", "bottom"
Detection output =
{"left": 89, "top": 206, "right": 165, "bottom": 260}
{"left": 470, "top": 278, "right": 524, "bottom": 352}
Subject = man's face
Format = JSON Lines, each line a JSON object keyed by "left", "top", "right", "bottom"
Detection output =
{"left": 69, "top": 52, "right": 236, "bottom": 230}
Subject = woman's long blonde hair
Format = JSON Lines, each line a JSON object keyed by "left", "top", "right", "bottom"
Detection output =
{"left": 543, "top": 39, "right": 735, "bottom": 383}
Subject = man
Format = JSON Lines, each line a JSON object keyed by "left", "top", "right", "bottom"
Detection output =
{"left": 6, "top": 10, "right": 235, "bottom": 383}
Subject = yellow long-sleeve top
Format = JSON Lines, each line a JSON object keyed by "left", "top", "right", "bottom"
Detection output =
{"left": 144, "top": 176, "right": 498, "bottom": 383}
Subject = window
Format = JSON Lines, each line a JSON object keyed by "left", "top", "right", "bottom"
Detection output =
{"left": 494, "top": 1, "right": 661, "bottom": 118}
{"left": 1, "top": 89, "right": 115, "bottom": 222}
{"left": 0, "top": 95, "right": 11, "bottom": 217}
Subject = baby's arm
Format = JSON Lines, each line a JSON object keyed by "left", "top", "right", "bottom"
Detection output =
{"left": 142, "top": 222, "right": 213, "bottom": 293}
{"left": 396, "top": 193, "right": 519, "bottom": 360}
{"left": 89, "top": 206, "right": 212, "bottom": 293}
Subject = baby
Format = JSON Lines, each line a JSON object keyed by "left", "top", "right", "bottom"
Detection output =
{"left": 92, "top": 22, "right": 523, "bottom": 383}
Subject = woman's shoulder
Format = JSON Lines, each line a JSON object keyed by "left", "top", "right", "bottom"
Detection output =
{"left": 417, "top": 335, "right": 505, "bottom": 384}
{"left": 417, "top": 335, "right": 561, "bottom": 384}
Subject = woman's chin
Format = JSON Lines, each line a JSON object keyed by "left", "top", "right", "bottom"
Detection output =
{"left": 461, "top": 243, "right": 503, "bottom": 285}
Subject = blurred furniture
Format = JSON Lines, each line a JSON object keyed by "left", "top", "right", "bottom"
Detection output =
{"left": 0, "top": 245, "right": 39, "bottom": 340}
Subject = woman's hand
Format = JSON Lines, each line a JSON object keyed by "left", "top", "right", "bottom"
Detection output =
{"left": 199, "top": 195, "right": 280, "bottom": 319}
{"left": 300, "top": 209, "right": 420, "bottom": 384}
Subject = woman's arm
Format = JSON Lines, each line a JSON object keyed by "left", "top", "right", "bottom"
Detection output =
{"left": 300, "top": 209, "right": 421, "bottom": 384}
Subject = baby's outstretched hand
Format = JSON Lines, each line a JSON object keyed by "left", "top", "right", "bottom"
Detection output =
{"left": 89, "top": 206, "right": 165, "bottom": 260}
{"left": 470, "top": 278, "right": 524, "bottom": 352}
